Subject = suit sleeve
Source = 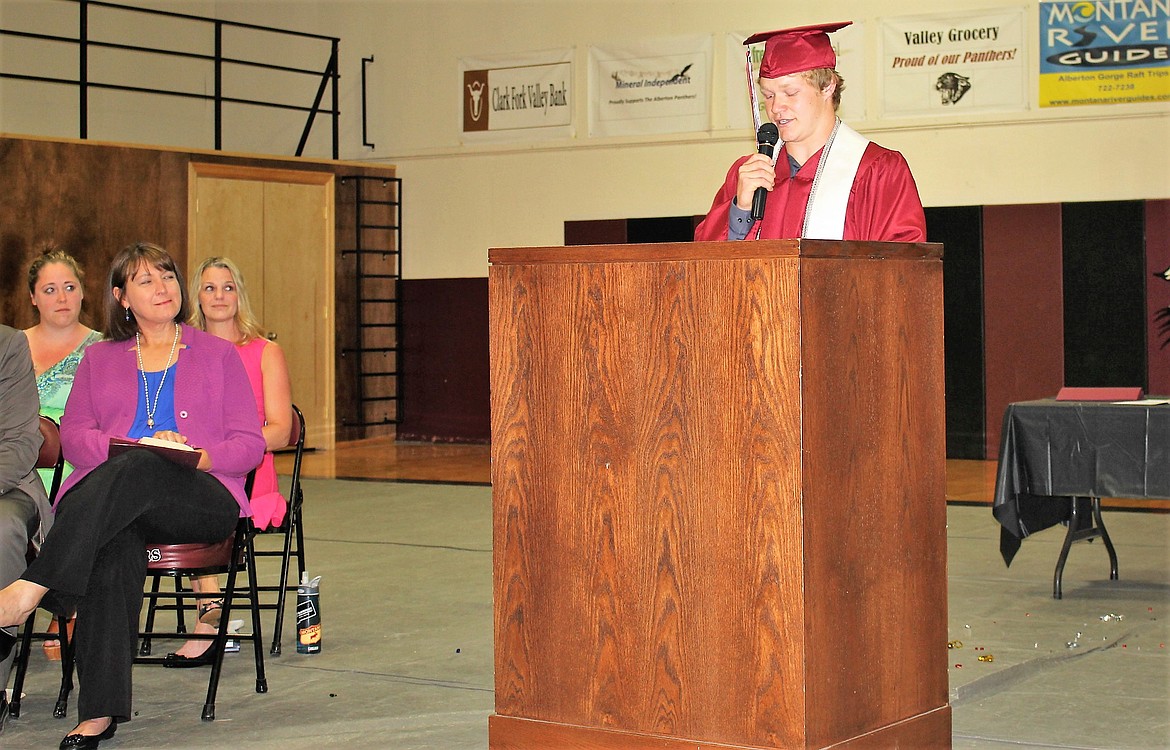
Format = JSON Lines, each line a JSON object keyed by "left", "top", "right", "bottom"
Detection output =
{"left": 0, "top": 331, "right": 43, "bottom": 494}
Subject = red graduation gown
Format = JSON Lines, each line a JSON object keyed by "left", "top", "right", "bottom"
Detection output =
{"left": 693, "top": 141, "right": 927, "bottom": 243}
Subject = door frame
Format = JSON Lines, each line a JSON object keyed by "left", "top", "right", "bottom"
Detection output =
{"left": 187, "top": 161, "right": 336, "bottom": 449}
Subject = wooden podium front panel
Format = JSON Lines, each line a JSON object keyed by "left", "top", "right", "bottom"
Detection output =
{"left": 799, "top": 254, "right": 949, "bottom": 747}
{"left": 490, "top": 251, "right": 807, "bottom": 746}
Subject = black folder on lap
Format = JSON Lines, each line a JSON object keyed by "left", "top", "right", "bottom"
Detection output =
{"left": 108, "top": 437, "right": 200, "bottom": 469}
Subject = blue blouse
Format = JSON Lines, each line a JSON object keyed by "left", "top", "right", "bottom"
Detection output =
{"left": 129, "top": 365, "right": 178, "bottom": 438}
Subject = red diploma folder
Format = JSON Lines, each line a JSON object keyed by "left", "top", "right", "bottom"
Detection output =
{"left": 1055, "top": 387, "right": 1145, "bottom": 401}
{"left": 108, "top": 437, "right": 200, "bottom": 469}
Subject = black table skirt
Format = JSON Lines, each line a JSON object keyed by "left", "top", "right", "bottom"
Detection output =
{"left": 992, "top": 398, "right": 1170, "bottom": 564}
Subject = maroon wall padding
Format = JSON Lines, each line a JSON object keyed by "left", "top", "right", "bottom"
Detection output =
{"left": 1146, "top": 200, "right": 1170, "bottom": 395}
{"left": 982, "top": 204, "right": 1065, "bottom": 458}
{"left": 399, "top": 277, "right": 490, "bottom": 442}
{"left": 564, "top": 219, "right": 627, "bottom": 246}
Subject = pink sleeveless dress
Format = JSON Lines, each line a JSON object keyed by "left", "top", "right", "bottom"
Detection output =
{"left": 236, "top": 338, "right": 287, "bottom": 529}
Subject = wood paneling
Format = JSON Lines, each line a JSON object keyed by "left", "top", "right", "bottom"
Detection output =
{"left": 0, "top": 138, "right": 190, "bottom": 330}
{"left": 488, "top": 707, "right": 952, "bottom": 750}
{"left": 489, "top": 240, "right": 949, "bottom": 749}
{"left": 801, "top": 254, "right": 949, "bottom": 746}
{"left": 335, "top": 174, "right": 401, "bottom": 441}
{"left": 0, "top": 135, "right": 393, "bottom": 443}
{"left": 490, "top": 246, "right": 806, "bottom": 744}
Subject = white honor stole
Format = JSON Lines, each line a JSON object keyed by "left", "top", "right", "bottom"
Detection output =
{"left": 801, "top": 122, "right": 869, "bottom": 240}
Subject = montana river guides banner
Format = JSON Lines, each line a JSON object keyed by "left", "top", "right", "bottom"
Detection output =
{"left": 1039, "top": 0, "right": 1170, "bottom": 107}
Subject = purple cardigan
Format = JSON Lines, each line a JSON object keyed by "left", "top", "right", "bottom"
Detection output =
{"left": 59, "top": 324, "right": 265, "bottom": 515}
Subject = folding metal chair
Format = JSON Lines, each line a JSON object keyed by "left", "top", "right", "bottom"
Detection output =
{"left": 10, "top": 416, "right": 75, "bottom": 719}
{"left": 253, "top": 403, "right": 307, "bottom": 655}
{"left": 136, "top": 516, "right": 268, "bottom": 721}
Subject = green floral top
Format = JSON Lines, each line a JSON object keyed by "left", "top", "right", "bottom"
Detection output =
{"left": 36, "top": 329, "right": 102, "bottom": 494}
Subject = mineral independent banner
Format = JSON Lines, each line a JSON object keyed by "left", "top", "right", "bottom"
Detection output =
{"left": 588, "top": 36, "right": 711, "bottom": 137}
{"left": 1039, "top": 0, "right": 1170, "bottom": 107}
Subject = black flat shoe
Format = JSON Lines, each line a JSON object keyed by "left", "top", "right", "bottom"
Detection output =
{"left": 0, "top": 628, "right": 15, "bottom": 662}
{"left": 59, "top": 721, "right": 116, "bottom": 749}
{"left": 162, "top": 642, "right": 221, "bottom": 668}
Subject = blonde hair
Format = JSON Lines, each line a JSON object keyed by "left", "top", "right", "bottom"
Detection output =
{"left": 188, "top": 256, "right": 266, "bottom": 344}
{"left": 802, "top": 67, "right": 845, "bottom": 110}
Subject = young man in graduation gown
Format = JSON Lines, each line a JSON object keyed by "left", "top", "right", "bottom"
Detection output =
{"left": 694, "top": 21, "right": 926, "bottom": 243}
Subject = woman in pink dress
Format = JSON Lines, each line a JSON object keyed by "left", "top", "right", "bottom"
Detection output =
{"left": 166, "top": 256, "right": 292, "bottom": 665}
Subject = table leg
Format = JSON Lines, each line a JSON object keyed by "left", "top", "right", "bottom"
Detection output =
{"left": 1052, "top": 498, "right": 1080, "bottom": 600}
{"left": 1090, "top": 497, "right": 1119, "bottom": 580}
{"left": 1052, "top": 496, "right": 1119, "bottom": 599}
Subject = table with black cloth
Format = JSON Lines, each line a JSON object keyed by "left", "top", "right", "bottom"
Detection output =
{"left": 992, "top": 398, "right": 1170, "bottom": 597}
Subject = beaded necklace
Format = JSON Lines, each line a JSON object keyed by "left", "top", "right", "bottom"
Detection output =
{"left": 801, "top": 117, "right": 843, "bottom": 238}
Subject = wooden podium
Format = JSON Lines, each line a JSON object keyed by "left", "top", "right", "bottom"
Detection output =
{"left": 488, "top": 240, "right": 950, "bottom": 750}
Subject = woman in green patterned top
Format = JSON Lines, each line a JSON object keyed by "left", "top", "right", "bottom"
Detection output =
{"left": 25, "top": 246, "right": 101, "bottom": 491}
{"left": 24, "top": 247, "right": 100, "bottom": 659}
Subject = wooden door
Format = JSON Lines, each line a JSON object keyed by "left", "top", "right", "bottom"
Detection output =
{"left": 189, "top": 163, "right": 335, "bottom": 449}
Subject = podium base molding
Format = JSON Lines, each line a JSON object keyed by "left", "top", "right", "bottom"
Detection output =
{"left": 489, "top": 705, "right": 952, "bottom": 750}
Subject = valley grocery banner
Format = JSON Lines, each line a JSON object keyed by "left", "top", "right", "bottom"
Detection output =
{"left": 881, "top": 8, "right": 1026, "bottom": 117}
{"left": 460, "top": 49, "right": 573, "bottom": 143}
{"left": 726, "top": 24, "right": 866, "bottom": 133}
{"left": 1039, "top": 0, "right": 1170, "bottom": 107}
{"left": 588, "top": 35, "right": 711, "bottom": 137}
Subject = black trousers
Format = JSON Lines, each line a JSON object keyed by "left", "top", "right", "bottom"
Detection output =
{"left": 23, "top": 450, "right": 239, "bottom": 723}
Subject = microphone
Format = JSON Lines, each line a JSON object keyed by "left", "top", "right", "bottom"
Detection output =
{"left": 751, "top": 123, "right": 780, "bottom": 221}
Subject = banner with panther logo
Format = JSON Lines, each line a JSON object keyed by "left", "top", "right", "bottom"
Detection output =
{"left": 880, "top": 9, "right": 1026, "bottom": 117}
{"left": 460, "top": 49, "right": 573, "bottom": 143}
{"left": 1039, "top": 0, "right": 1170, "bottom": 107}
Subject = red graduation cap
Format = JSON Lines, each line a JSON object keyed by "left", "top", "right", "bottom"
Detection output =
{"left": 745, "top": 21, "right": 851, "bottom": 78}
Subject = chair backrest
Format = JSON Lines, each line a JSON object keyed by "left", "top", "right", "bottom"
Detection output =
{"left": 288, "top": 404, "right": 305, "bottom": 508}
{"left": 288, "top": 403, "right": 304, "bottom": 450}
{"left": 242, "top": 404, "right": 304, "bottom": 499}
{"left": 37, "top": 415, "right": 65, "bottom": 503}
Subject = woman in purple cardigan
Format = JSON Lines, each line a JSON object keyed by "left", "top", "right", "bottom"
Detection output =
{"left": 0, "top": 242, "right": 264, "bottom": 750}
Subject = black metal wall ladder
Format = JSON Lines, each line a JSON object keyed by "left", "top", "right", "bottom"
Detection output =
{"left": 340, "top": 175, "right": 402, "bottom": 430}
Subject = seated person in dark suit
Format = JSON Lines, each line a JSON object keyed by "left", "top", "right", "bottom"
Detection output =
{"left": 0, "top": 324, "right": 54, "bottom": 731}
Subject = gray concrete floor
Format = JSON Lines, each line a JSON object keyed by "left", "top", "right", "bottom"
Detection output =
{"left": 3, "top": 478, "right": 1168, "bottom": 748}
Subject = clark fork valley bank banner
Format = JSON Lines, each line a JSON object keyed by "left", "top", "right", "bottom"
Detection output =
{"left": 881, "top": 9, "right": 1027, "bottom": 116}
{"left": 461, "top": 49, "right": 573, "bottom": 143}
{"left": 1039, "top": 0, "right": 1170, "bottom": 106}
